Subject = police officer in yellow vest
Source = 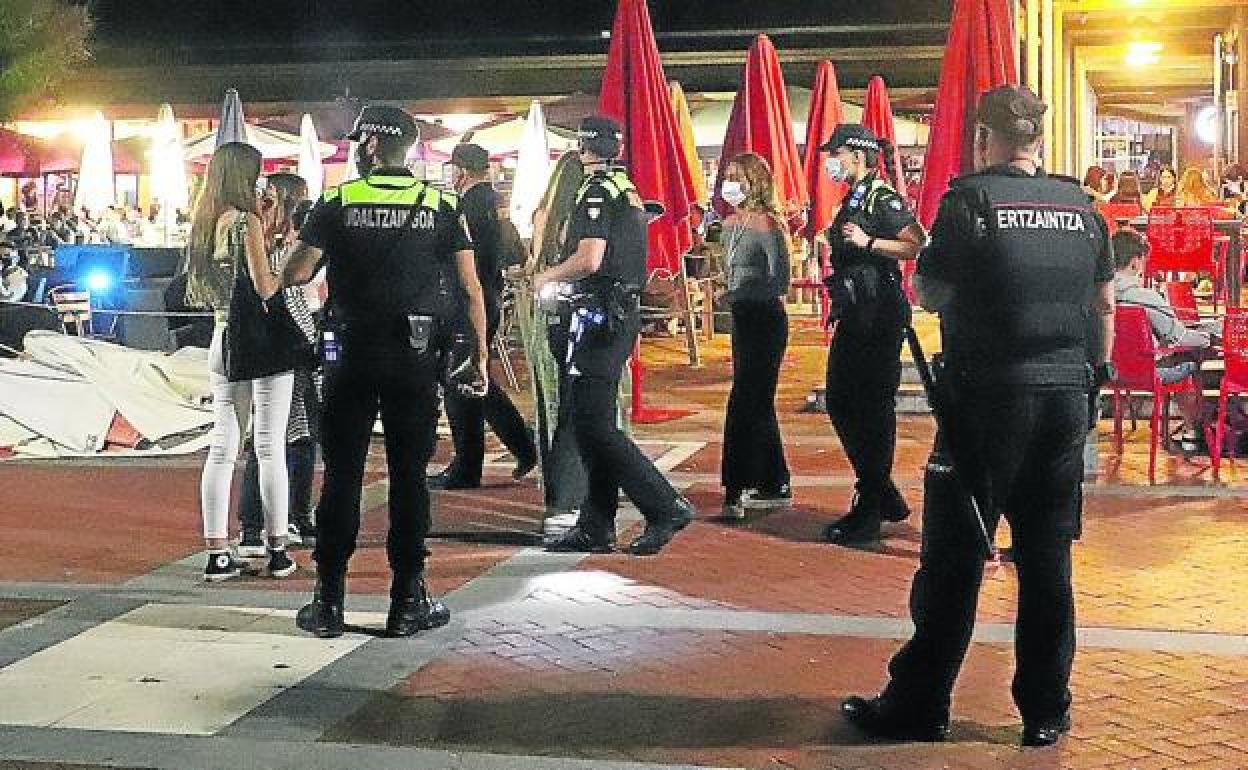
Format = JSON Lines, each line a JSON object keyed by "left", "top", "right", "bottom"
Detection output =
{"left": 280, "top": 106, "right": 489, "bottom": 638}
{"left": 535, "top": 115, "right": 694, "bottom": 556}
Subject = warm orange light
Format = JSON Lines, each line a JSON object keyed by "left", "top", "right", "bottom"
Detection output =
{"left": 1125, "top": 41, "right": 1163, "bottom": 68}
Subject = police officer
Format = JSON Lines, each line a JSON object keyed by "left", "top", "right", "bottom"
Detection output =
{"left": 431, "top": 143, "right": 538, "bottom": 489}
{"left": 280, "top": 106, "right": 490, "bottom": 638}
{"left": 535, "top": 115, "right": 694, "bottom": 556}
{"left": 842, "top": 86, "right": 1115, "bottom": 747}
{"left": 820, "top": 124, "right": 926, "bottom": 545}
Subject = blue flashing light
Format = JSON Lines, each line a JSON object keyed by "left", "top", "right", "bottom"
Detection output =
{"left": 83, "top": 269, "right": 114, "bottom": 293}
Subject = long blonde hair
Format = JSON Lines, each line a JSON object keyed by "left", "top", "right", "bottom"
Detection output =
{"left": 186, "top": 142, "right": 263, "bottom": 307}
{"left": 726, "top": 152, "right": 783, "bottom": 223}
{"left": 1176, "top": 167, "right": 1217, "bottom": 206}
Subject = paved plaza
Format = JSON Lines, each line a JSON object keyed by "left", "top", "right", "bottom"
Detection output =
{"left": 0, "top": 325, "right": 1245, "bottom": 770}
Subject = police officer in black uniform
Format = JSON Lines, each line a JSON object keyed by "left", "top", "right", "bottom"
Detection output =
{"left": 280, "top": 106, "right": 490, "bottom": 638}
{"left": 842, "top": 86, "right": 1116, "bottom": 748}
{"left": 431, "top": 142, "right": 538, "bottom": 489}
{"left": 536, "top": 115, "right": 694, "bottom": 556}
{"left": 820, "top": 124, "right": 926, "bottom": 545}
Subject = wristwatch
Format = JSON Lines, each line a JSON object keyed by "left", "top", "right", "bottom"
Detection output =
{"left": 1093, "top": 361, "right": 1117, "bottom": 387}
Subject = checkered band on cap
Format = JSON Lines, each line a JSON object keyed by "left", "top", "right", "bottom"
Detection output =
{"left": 355, "top": 123, "right": 404, "bottom": 137}
{"left": 577, "top": 128, "right": 623, "bottom": 141}
{"left": 844, "top": 136, "right": 880, "bottom": 152}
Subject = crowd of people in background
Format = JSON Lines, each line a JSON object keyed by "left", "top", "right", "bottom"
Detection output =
{"left": 1082, "top": 158, "right": 1247, "bottom": 215}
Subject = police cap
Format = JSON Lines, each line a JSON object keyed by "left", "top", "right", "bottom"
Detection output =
{"left": 578, "top": 115, "right": 624, "bottom": 159}
{"left": 347, "top": 105, "right": 420, "bottom": 142}
{"left": 450, "top": 143, "right": 490, "bottom": 173}
{"left": 977, "top": 86, "right": 1047, "bottom": 140}
{"left": 820, "top": 124, "right": 880, "bottom": 154}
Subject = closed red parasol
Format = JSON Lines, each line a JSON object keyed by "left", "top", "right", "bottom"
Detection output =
{"left": 861, "top": 75, "right": 908, "bottom": 197}
{"left": 801, "top": 60, "right": 848, "bottom": 241}
{"left": 598, "top": 0, "right": 696, "bottom": 276}
{"left": 915, "top": 0, "right": 1019, "bottom": 228}
{"left": 0, "top": 128, "right": 47, "bottom": 177}
{"left": 714, "top": 34, "right": 808, "bottom": 229}
{"left": 598, "top": 0, "right": 699, "bottom": 423}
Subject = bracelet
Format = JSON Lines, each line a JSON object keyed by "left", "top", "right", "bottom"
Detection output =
{"left": 866, "top": 237, "right": 877, "bottom": 253}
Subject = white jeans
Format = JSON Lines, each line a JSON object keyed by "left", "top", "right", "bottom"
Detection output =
{"left": 200, "top": 325, "right": 294, "bottom": 541}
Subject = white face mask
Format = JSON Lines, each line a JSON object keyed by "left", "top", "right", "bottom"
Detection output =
{"left": 825, "top": 156, "right": 850, "bottom": 183}
{"left": 721, "top": 180, "right": 747, "bottom": 207}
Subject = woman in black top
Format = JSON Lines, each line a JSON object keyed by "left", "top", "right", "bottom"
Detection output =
{"left": 717, "top": 152, "right": 792, "bottom": 518}
{"left": 187, "top": 142, "right": 297, "bottom": 582}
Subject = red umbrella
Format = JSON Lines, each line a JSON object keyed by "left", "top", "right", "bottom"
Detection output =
{"left": 713, "top": 34, "right": 808, "bottom": 229}
{"left": 0, "top": 128, "right": 47, "bottom": 177}
{"left": 598, "top": 0, "right": 696, "bottom": 276}
{"left": 916, "top": 0, "right": 1019, "bottom": 227}
{"left": 861, "top": 75, "right": 908, "bottom": 197}
{"left": 599, "top": 0, "right": 699, "bottom": 424}
{"left": 800, "top": 60, "right": 848, "bottom": 241}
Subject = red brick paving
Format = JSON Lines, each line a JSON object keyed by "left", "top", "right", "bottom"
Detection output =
{"left": 328, "top": 623, "right": 1248, "bottom": 769}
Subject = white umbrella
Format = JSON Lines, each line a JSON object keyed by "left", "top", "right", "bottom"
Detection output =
{"left": 150, "top": 104, "right": 188, "bottom": 244}
{"left": 432, "top": 116, "right": 576, "bottom": 158}
{"left": 508, "top": 101, "right": 554, "bottom": 239}
{"left": 185, "top": 124, "right": 335, "bottom": 162}
{"left": 296, "top": 113, "right": 324, "bottom": 200}
{"left": 73, "top": 112, "right": 115, "bottom": 217}
{"left": 215, "top": 89, "right": 248, "bottom": 148}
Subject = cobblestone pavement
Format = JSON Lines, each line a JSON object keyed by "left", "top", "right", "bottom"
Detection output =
{"left": 0, "top": 323, "right": 1244, "bottom": 769}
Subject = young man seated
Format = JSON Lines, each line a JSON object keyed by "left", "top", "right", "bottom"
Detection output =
{"left": 1111, "top": 228, "right": 1212, "bottom": 452}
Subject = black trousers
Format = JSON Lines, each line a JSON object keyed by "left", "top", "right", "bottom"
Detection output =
{"left": 443, "top": 302, "right": 536, "bottom": 484}
{"left": 825, "top": 303, "right": 906, "bottom": 497}
{"left": 535, "top": 372, "right": 588, "bottom": 511}
{"left": 314, "top": 342, "right": 439, "bottom": 594}
{"left": 239, "top": 439, "right": 317, "bottom": 535}
{"left": 722, "top": 298, "right": 789, "bottom": 493}
{"left": 882, "top": 386, "right": 1086, "bottom": 725}
{"left": 564, "top": 310, "right": 682, "bottom": 530}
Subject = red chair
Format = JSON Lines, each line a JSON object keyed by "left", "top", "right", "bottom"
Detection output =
{"left": 1098, "top": 201, "right": 1142, "bottom": 228}
{"left": 1162, "top": 281, "right": 1200, "bottom": 323}
{"left": 1108, "top": 305, "right": 1205, "bottom": 484}
{"left": 1145, "top": 206, "right": 1218, "bottom": 306}
{"left": 1212, "top": 308, "right": 1248, "bottom": 480}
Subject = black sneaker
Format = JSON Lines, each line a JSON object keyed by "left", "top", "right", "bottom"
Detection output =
{"left": 742, "top": 484, "right": 792, "bottom": 510}
{"left": 266, "top": 548, "right": 297, "bottom": 578}
{"left": 428, "top": 470, "right": 480, "bottom": 490}
{"left": 544, "top": 525, "right": 616, "bottom": 553}
{"left": 823, "top": 507, "right": 882, "bottom": 546}
{"left": 296, "top": 580, "right": 345, "bottom": 639}
{"left": 628, "top": 497, "right": 695, "bottom": 556}
{"left": 290, "top": 519, "right": 317, "bottom": 548}
{"left": 721, "top": 488, "right": 746, "bottom": 520}
{"left": 203, "top": 551, "right": 243, "bottom": 582}
{"left": 1022, "top": 713, "right": 1071, "bottom": 747}
{"left": 237, "top": 532, "right": 266, "bottom": 559}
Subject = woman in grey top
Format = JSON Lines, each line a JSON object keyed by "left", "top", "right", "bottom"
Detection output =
{"left": 719, "top": 152, "right": 792, "bottom": 518}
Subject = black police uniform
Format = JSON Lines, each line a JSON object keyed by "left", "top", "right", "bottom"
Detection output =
{"left": 867, "top": 164, "right": 1113, "bottom": 734}
{"left": 298, "top": 167, "right": 470, "bottom": 611}
{"left": 438, "top": 179, "right": 537, "bottom": 487}
{"left": 548, "top": 166, "right": 692, "bottom": 554}
{"left": 824, "top": 170, "right": 916, "bottom": 534}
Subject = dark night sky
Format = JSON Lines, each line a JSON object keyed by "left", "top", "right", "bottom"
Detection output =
{"left": 89, "top": 0, "right": 950, "bottom": 47}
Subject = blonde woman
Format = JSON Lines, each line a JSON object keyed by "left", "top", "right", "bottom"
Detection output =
{"left": 718, "top": 152, "right": 792, "bottom": 518}
{"left": 187, "top": 142, "right": 296, "bottom": 581}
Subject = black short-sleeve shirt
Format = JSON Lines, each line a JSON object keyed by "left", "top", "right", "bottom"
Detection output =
{"left": 563, "top": 172, "right": 647, "bottom": 290}
{"left": 828, "top": 172, "right": 918, "bottom": 271}
{"left": 300, "top": 168, "right": 471, "bottom": 323}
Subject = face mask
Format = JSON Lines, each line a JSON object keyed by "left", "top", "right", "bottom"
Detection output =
{"left": 721, "top": 181, "right": 747, "bottom": 207}
{"left": 825, "top": 157, "right": 850, "bottom": 183}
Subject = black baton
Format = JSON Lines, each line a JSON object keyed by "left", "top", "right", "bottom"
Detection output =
{"left": 904, "top": 326, "right": 996, "bottom": 561}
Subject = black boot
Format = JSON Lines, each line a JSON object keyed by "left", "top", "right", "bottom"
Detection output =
{"left": 824, "top": 489, "right": 884, "bottom": 545}
{"left": 628, "top": 496, "right": 696, "bottom": 556}
{"left": 544, "top": 524, "right": 616, "bottom": 553}
{"left": 842, "top": 695, "right": 950, "bottom": 742}
{"left": 296, "top": 577, "right": 345, "bottom": 639}
{"left": 878, "top": 481, "right": 912, "bottom": 523}
{"left": 428, "top": 465, "right": 479, "bottom": 490}
{"left": 386, "top": 574, "right": 451, "bottom": 637}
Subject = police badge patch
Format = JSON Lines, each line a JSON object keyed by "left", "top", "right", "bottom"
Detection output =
{"left": 588, "top": 206, "right": 601, "bottom": 220}
{"left": 890, "top": 198, "right": 904, "bottom": 211}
